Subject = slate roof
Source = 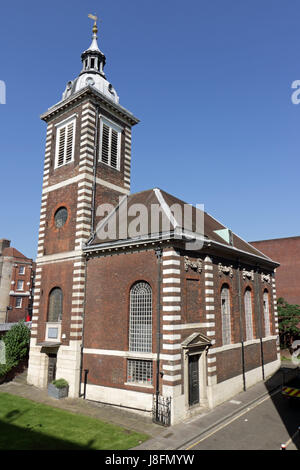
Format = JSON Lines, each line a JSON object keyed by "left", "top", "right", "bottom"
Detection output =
{"left": 85, "top": 188, "right": 278, "bottom": 266}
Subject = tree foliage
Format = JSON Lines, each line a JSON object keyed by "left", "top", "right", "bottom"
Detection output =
{"left": 277, "top": 297, "right": 300, "bottom": 348}
{"left": 0, "top": 321, "right": 30, "bottom": 377}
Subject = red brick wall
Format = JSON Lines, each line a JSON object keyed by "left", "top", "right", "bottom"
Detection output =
{"left": 35, "top": 260, "right": 74, "bottom": 347}
{"left": 181, "top": 256, "right": 276, "bottom": 385}
{"left": 251, "top": 237, "right": 300, "bottom": 305}
{"left": 83, "top": 249, "right": 159, "bottom": 392}
{"left": 43, "top": 184, "right": 78, "bottom": 255}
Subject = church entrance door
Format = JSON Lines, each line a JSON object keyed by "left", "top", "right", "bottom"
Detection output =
{"left": 188, "top": 354, "right": 200, "bottom": 406}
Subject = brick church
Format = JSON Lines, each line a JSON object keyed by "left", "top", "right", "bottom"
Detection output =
{"left": 27, "top": 20, "right": 280, "bottom": 424}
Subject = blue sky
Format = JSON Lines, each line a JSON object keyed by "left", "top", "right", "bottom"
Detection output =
{"left": 0, "top": 0, "right": 300, "bottom": 259}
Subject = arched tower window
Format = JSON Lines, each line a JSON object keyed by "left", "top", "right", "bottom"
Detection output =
{"left": 129, "top": 282, "right": 152, "bottom": 353}
{"left": 221, "top": 284, "right": 231, "bottom": 345}
{"left": 244, "top": 288, "right": 254, "bottom": 341}
{"left": 48, "top": 287, "right": 63, "bottom": 323}
{"left": 263, "top": 289, "right": 271, "bottom": 337}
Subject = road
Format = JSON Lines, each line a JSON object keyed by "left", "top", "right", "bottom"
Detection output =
{"left": 184, "top": 389, "right": 300, "bottom": 450}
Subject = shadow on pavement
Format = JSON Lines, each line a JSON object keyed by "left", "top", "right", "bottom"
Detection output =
{"left": 264, "top": 365, "right": 300, "bottom": 450}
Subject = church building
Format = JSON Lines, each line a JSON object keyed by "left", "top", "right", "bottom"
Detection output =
{"left": 27, "top": 20, "right": 281, "bottom": 425}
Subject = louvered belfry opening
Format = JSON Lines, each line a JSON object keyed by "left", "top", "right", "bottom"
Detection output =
{"left": 56, "top": 119, "right": 75, "bottom": 167}
{"left": 101, "top": 123, "right": 110, "bottom": 164}
{"left": 100, "top": 119, "right": 120, "bottom": 170}
{"left": 129, "top": 282, "right": 152, "bottom": 353}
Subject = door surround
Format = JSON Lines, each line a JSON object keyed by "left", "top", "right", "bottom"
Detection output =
{"left": 182, "top": 332, "right": 211, "bottom": 410}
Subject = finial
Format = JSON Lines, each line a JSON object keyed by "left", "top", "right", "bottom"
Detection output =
{"left": 88, "top": 13, "right": 98, "bottom": 35}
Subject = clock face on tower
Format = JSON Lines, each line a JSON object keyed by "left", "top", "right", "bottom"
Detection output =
{"left": 85, "top": 77, "right": 95, "bottom": 86}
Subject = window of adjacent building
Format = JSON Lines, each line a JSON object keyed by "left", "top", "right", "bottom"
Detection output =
{"left": 127, "top": 359, "right": 153, "bottom": 385}
{"left": 17, "top": 280, "right": 24, "bottom": 291}
{"left": 99, "top": 117, "right": 122, "bottom": 170}
{"left": 16, "top": 297, "right": 22, "bottom": 308}
{"left": 19, "top": 266, "right": 25, "bottom": 275}
{"left": 221, "top": 284, "right": 231, "bottom": 345}
{"left": 48, "top": 287, "right": 63, "bottom": 322}
{"left": 55, "top": 116, "right": 76, "bottom": 168}
{"left": 263, "top": 290, "right": 271, "bottom": 337}
{"left": 244, "top": 288, "right": 254, "bottom": 341}
{"left": 54, "top": 207, "right": 68, "bottom": 228}
{"left": 129, "top": 282, "right": 152, "bottom": 353}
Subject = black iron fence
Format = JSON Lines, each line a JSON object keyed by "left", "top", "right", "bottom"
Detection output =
{"left": 152, "top": 394, "right": 171, "bottom": 426}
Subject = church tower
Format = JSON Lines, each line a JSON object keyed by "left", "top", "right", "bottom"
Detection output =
{"left": 27, "top": 19, "right": 139, "bottom": 396}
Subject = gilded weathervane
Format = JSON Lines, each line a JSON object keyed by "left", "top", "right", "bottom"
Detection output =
{"left": 88, "top": 13, "right": 99, "bottom": 34}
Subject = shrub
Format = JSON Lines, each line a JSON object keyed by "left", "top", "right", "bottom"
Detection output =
{"left": 52, "top": 378, "right": 69, "bottom": 389}
{"left": 0, "top": 321, "right": 30, "bottom": 377}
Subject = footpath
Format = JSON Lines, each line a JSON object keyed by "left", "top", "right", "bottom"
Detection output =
{"left": 0, "top": 363, "right": 298, "bottom": 450}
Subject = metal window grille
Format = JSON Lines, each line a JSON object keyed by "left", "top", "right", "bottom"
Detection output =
{"left": 244, "top": 289, "right": 253, "bottom": 341}
{"left": 221, "top": 286, "right": 231, "bottom": 345}
{"left": 129, "top": 282, "right": 152, "bottom": 353}
{"left": 48, "top": 287, "right": 63, "bottom": 322}
{"left": 263, "top": 290, "right": 271, "bottom": 337}
{"left": 127, "top": 359, "right": 153, "bottom": 385}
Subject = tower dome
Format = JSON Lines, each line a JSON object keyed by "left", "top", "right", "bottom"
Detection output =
{"left": 61, "top": 18, "right": 119, "bottom": 104}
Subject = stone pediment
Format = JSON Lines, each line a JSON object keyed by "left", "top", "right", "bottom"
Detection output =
{"left": 181, "top": 332, "right": 211, "bottom": 350}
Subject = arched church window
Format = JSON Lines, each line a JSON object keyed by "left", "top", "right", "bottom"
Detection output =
{"left": 129, "top": 282, "right": 152, "bottom": 353}
{"left": 221, "top": 284, "right": 231, "bottom": 345}
{"left": 48, "top": 287, "right": 63, "bottom": 322}
{"left": 244, "top": 288, "right": 254, "bottom": 341}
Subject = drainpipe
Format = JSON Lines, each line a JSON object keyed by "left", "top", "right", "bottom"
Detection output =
{"left": 155, "top": 246, "right": 162, "bottom": 420}
{"left": 79, "top": 253, "right": 89, "bottom": 398}
{"left": 255, "top": 264, "right": 265, "bottom": 380}
{"left": 79, "top": 105, "right": 99, "bottom": 397}
{"left": 237, "top": 260, "right": 246, "bottom": 391}
{"left": 91, "top": 106, "right": 100, "bottom": 235}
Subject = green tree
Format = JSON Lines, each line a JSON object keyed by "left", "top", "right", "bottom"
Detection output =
{"left": 277, "top": 298, "right": 300, "bottom": 348}
{"left": 0, "top": 321, "right": 30, "bottom": 377}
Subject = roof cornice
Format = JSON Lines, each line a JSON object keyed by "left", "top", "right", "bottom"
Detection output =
{"left": 84, "top": 231, "right": 279, "bottom": 269}
{"left": 40, "top": 85, "right": 139, "bottom": 126}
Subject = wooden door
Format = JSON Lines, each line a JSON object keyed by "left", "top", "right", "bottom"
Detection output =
{"left": 188, "top": 355, "right": 199, "bottom": 406}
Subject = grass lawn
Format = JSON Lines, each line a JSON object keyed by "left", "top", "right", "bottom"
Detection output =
{"left": 0, "top": 392, "right": 149, "bottom": 450}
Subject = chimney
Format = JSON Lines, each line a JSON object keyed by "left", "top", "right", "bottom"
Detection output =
{"left": 0, "top": 239, "right": 11, "bottom": 254}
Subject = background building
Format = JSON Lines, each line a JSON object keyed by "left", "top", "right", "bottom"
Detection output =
{"left": 251, "top": 236, "right": 300, "bottom": 306}
{"left": 0, "top": 239, "right": 35, "bottom": 323}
